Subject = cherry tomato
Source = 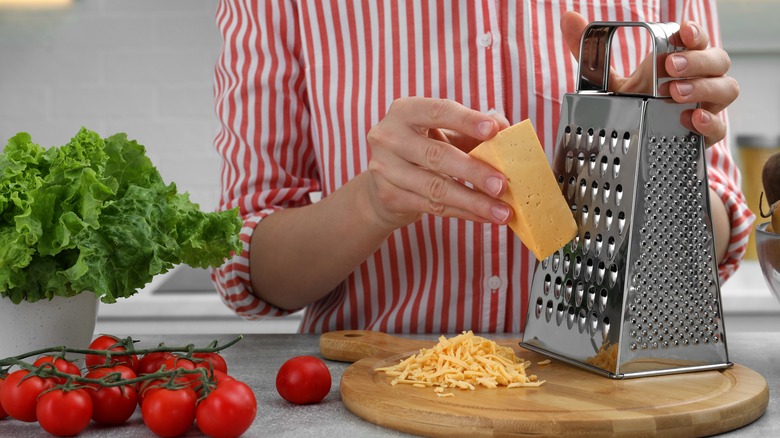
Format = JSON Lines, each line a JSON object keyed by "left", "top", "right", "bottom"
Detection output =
{"left": 142, "top": 387, "right": 197, "bottom": 437}
{"left": 33, "top": 356, "right": 82, "bottom": 383}
{"left": 0, "top": 369, "right": 56, "bottom": 422}
{"left": 137, "top": 376, "right": 189, "bottom": 408}
{"left": 163, "top": 355, "right": 207, "bottom": 391}
{"left": 85, "top": 334, "right": 139, "bottom": 371}
{"left": 196, "top": 379, "right": 257, "bottom": 438}
{"left": 275, "top": 356, "right": 332, "bottom": 405}
{"left": 193, "top": 352, "right": 229, "bottom": 374}
{"left": 137, "top": 351, "right": 174, "bottom": 375}
{"left": 85, "top": 365, "right": 138, "bottom": 426}
{"left": 0, "top": 375, "right": 7, "bottom": 420}
{"left": 36, "top": 388, "right": 93, "bottom": 437}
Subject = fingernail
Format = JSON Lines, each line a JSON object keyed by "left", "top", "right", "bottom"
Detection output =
{"left": 671, "top": 55, "right": 688, "bottom": 73}
{"left": 478, "top": 121, "right": 494, "bottom": 137}
{"left": 676, "top": 81, "right": 693, "bottom": 96}
{"left": 699, "top": 110, "right": 712, "bottom": 124}
{"left": 486, "top": 176, "right": 503, "bottom": 196}
{"left": 491, "top": 205, "right": 511, "bottom": 223}
{"left": 690, "top": 23, "right": 700, "bottom": 39}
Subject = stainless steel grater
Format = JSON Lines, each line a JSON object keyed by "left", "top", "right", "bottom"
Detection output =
{"left": 520, "top": 21, "right": 731, "bottom": 379}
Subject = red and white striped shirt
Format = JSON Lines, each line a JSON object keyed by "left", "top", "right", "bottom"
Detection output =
{"left": 211, "top": 0, "right": 754, "bottom": 333}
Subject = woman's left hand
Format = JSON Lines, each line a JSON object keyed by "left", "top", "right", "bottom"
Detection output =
{"left": 560, "top": 11, "right": 739, "bottom": 147}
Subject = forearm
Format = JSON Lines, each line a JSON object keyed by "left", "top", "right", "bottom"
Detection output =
{"left": 709, "top": 187, "right": 730, "bottom": 265}
{"left": 249, "top": 172, "right": 396, "bottom": 310}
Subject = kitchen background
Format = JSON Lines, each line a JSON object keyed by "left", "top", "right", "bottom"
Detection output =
{"left": 0, "top": 0, "right": 778, "bottom": 334}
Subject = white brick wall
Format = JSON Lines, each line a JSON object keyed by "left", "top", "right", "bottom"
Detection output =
{"left": 0, "top": 0, "right": 223, "bottom": 210}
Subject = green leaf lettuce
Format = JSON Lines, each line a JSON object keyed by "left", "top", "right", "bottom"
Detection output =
{"left": 0, "top": 128, "right": 242, "bottom": 304}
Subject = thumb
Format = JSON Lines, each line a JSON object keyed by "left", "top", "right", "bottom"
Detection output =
{"left": 561, "top": 11, "right": 589, "bottom": 62}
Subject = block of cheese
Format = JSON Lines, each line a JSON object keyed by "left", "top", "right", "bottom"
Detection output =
{"left": 469, "top": 119, "right": 577, "bottom": 260}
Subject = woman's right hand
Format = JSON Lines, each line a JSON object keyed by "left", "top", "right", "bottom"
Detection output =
{"left": 363, "top": 97, "right": 514, "bottom": 231}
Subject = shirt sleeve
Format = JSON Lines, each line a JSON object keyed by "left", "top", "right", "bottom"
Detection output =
{"left": 669, "top": 0, "right": 756, "bottom": 282}
{"left": 210, "top": 0, "right": 319, "bottom": 319}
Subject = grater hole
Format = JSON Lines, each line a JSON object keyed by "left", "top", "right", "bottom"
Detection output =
{"left": 576, "top": 282, "right": 585, "bottom": 307}
{"left": 567, "top": 306, "right": 576, "bottom": 329}
{"left": 600, "top": 156, "right": 609, "bottom": 176}
{"left": 552, "top": 252, "right": 560, "bottom": 272}
{"left": 602, "top": 316, "right": 610, "bottom": 341}
{"left": 610, "top": 130, "right": 619, "bottom": 152}
{"left": 612, "top": 157, "right": 621, "bottom": 179}
{"left": 577, "top": 152, "right": 586, "bottom": 173}
{"left": 597, "top": 261, "right": 606, "bottom": 284}
{"left": 593, "top": 207, "right": 601, "bottom": 228}
{"left": 564, "top": 279, "right": 574, "bottom": 304}
{"left": 615, "top": 184, "right": 623, "bottom": 206}
{"left": 607, "top": 236, "right": 616, "bottom": 259}
{"left": 589, "top": 154, "right": 598, "bottom": 174}
{"left": 578, "top": 308, "right": 588, "bottom": 333}
{"left": 618, "top": 211, "right": 626, "bottom": 234}
{"left": 586, "top": 285, "right": 595, "bottom": 309}
{"left": 605, "top": 209, "right": 613, "bottom": 231}
{"left": 543, "top": 274, "right": 551, "bottom": 295}
{"left": 589, "top": 312, "right": 599, "bottom": 336}
{"left": 599, "top": 288, "right": 608, "bottom": 313}
{"left": 563, "top": 253, "right": 571, "bottom": 275}
{"left": 574, "top": 255, "right": 583, "bottom": 278}
{"left": 594, "top": 234, "right": 603, "bottom": 256}
{"left": 554, "top": 277, "right": 562, "bottom": 299}
{"left": 583, "top": 232, "right": 591, "bottom": 254}
{"left": 556, "top": 303, "right": 565, "bottom": 326}
{"left": 535, "top": 297, "right": 543, "bottom": 319}
{"left": 565, "top": 150, "right": 575, "bottom": 173}
{"left": 585, "top": 258, "right": 594, "bottom": 282}
{"left": 622, "top": 131, "right": 631, "bottom": 154}
{"left": 545, "top": 300, "right": 554, "bottom": 322}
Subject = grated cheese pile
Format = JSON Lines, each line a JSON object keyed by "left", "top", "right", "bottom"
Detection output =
{"left": 374, "top": 331, "right": 543, "bottom": 396}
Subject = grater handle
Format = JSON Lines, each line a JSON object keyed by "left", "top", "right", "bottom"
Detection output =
{"left": 577, "top": 21, "right": 684, "bottom": 97}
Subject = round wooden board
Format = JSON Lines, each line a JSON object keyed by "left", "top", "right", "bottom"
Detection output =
{"left": 320, "top": 331, "right": 769, "bottom": 437}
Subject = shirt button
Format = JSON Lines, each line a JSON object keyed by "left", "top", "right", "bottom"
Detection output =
{"left": 487, "top": 275, "right": 502, "bottom": 290}
{"left": 478, "top": 32, "right": 492, "bottom": 48}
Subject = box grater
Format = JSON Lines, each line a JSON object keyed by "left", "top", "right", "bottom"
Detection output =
{"left": 520, "top": 21, "right": 731, "bottom": 379}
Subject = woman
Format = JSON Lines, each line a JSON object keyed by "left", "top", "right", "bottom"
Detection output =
{"left": 211, "top": 1, "right": 749, "bottom": 334}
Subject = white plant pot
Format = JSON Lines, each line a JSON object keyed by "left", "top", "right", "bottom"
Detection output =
{"left": 0, "top": 292, "right": 100, "bottom": 360}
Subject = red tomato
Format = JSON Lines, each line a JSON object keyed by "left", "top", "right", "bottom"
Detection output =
{"left": 85, "top": 366, "right": 138, "bottom": 426}
{"left": 193, "top": 352, "right": 229, "bottom": 374}
{"left": 85, "top": 334, "right": 139, "bottom": 371}
{"left": 142, "top": 387, "right": 197, "bottom": 437}
{"left": 163, "top": 355, "right": 207, "bottom": 390}
{"left": 137, "top": 351, "right": 174, "bottom": 375}
{"left": 137, "top": 376, "right": 189, "bottom": 408}
{"left": 0, "top": 376, "right": 7, "bottom": 420}
{"left": 36, "top": 388, "right": 93, "bottom": 437}
{"left": 196, "top": 379, "right": 257, "bottom": 438}
{"left": 0, "top": 370, "right": 56, "bottom": 422}
{"left": 33, "top": 356, "right": 82, "bottom": 383}
{"left": 275, "top": 356, "right": 332, "bottom": 405}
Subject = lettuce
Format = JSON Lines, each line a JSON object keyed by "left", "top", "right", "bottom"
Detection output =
{"left": 0, "top": 128, "right": 242, "bottom": 304}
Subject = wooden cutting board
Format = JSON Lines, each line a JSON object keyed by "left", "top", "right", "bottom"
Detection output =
{"left": 319, "top": 330, "right": 768, "bottom": 437}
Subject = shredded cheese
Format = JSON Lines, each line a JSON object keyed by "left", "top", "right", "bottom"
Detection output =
{"left": 375, "top": 331, "right": 544, "bottom": 395}
{"left": 586, "top": 342, "right": 618, "bottom": 372}
{"left": 537, "top": 359, "right": 552, "bottom": 366}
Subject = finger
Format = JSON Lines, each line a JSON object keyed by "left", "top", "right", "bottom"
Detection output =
{"left": 678, "top": 21, "right": 709, "bottom": 51}
{"left": 374, "top": 154, "right": 512, "bottom": 224}
{"left": 680, "top": 109, "right": 726, "bottom": 148}
{"left": 560, "top": 11, "right": 588, "bottom": 62}
{"left": 389, "top": 97, "right": 500, "bottom": 141}
{"left": 666, "top": 47, "right": 730, "bottom": 79}
{"left": 668, "top": 76, "right": 739, "bottom": 114}
{"left": 441, "top": 110, "right": 512, "bottom": 151}
{"left": 376, "top": 123, "right": 508, "bottom": 199}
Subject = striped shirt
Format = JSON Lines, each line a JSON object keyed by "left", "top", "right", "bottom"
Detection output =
{"left": 211, "top": 0, "right": 754, "bottom": 334}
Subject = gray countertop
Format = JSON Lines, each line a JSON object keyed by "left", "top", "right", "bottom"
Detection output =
{"left": 1, "top": 332, "right": 776, "bottom": 437}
